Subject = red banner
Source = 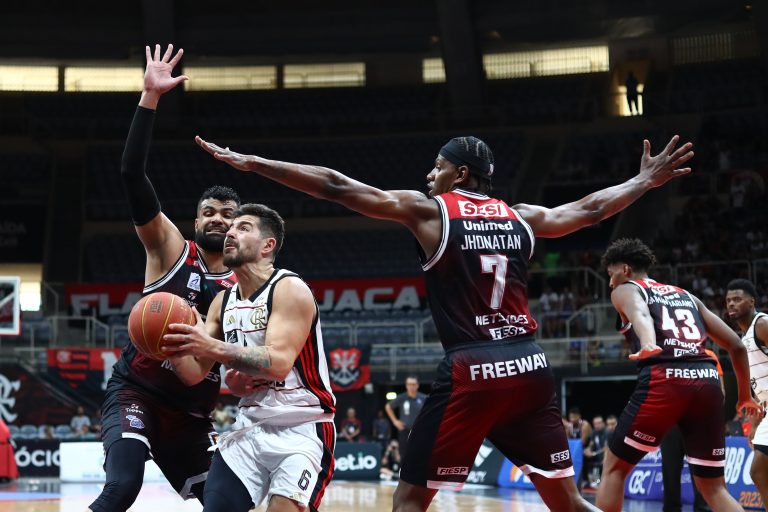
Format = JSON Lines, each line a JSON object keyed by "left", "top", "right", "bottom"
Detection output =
{"left": 47, "top": 349, "right": 121, "bottom": 401}
{"left": 327, "top": 345, "right": 371, "bottom": 392}
{"left": 66, "top": 277, "right": 427, "bottom": 318}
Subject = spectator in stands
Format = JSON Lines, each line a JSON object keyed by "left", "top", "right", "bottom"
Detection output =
{"left": 385, "top": 376, "right": 426, "bottom": 460}
{"left": 605, "top": 415, "right": 618, "bottom": 445}
{"left": 539, "top": 286, "right": 561, "bottom": 337}
{"left": 625, "top": 71, "right": 640, "bottom": 115}
{"left": 71, "top": 406, "right": 92, "bottom": 437}
{"left": 583, "top": 415, "right": 608, "bottom": 489}
{"left": 380, "top": 439, "right": 401, "bottom": 481}
{"left": 339, "top": 407, "right": 363, "bottom": 443}
{"left": 565, "top": 407, "right": 593, "bottom": 449}
{"left": 0, "top": 418, "right": 18, "bottom": 482}
{"left": 90, "top": 408, "right": 102, "bottom": 437}
{"left": 41, "top": 425, "right": 56, "bottom": 440}
{"left": 372, "top": 409, "right": 391, "bottom": 453}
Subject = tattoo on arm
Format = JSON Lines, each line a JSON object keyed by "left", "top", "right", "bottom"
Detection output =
{"left": 229, "top": 346, "right": 272, "bottom": 376}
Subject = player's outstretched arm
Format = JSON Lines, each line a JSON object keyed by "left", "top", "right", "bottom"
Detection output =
{"left": 195, "top": 137, "right": 438, "bottom": 230}
{"left": 163, "top": 293, "right": 222, "bottom": 386}
{"left": 513, "top": 135, "right": 694, "bottom": 238}
{"left": 694, "top": 296, "right": 762, "bottom": 418}
{"left": 123, "top": 44, "right": 189, "bottom": 284}
{"left": 611, "top": 284, "right": 662, "bottom": 360}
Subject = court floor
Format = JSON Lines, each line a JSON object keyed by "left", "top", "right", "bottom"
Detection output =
{"left": 0, "top": 478, "right": 669, "bottom": 511}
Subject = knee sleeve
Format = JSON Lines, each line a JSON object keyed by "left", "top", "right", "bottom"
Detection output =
{"left": 203, "top": 452, "right": 254, "bottom": 512}
{"left": 88, "top": 438, "right": 148, "bottom": 512}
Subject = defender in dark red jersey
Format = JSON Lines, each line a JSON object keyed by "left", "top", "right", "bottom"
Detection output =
{"left": 596, "top": 238, "right": 761, "bottom": 512}
{"left": 89, "top": 45, "right": 241, "bottom": 512}
{"left": 197, "top": 131, "right": 693, "bottom": 511}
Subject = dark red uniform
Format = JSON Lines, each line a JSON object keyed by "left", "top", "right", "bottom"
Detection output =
{"left": 101, "top": 241, "right": 237, "bottom": 497}
{"left": 402, "top": 189, "right": 572, "bottom": 491}
{"left": 611, "top": 278, "right": 725, "bottom": 476}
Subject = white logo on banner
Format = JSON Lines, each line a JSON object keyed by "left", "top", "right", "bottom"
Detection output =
{"left": 0, "top": 373, "right": 21, "bottom": 422}
{"left": 628, "top": 470, "right": 651, "bottom": 494}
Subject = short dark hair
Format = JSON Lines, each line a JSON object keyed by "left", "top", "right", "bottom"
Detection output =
{"left": 568, "top": 406, "right": 581, "bottom": 416}
{"left": 197, "top": 186, "right": 241, "bottom": 212}
{"left": 606, "top": 414, "right": 618, "bottom": 422}
{"left": 451, "top": 136, "right": 494, "bottom": 195}
{"left": 234, "top": 203, "right": 285, "bottom": 257}
{"left": 601, "top": 238, "right": 657, "bottom": 272}
{"left": 727, "top": 278, "right": 757, "bottom": 299}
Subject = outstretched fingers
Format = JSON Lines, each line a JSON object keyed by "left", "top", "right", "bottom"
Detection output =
{"left": 153, "top": 43, "right": 161, "bottom": 62}
{"left": 168, "top": 47, "right": 184, "bottom": 68}
{"left": 161, "top": 43, "right": 174, "bottom": 63}
{"left": 661, "top": 134, "right": 680, "bottom": 156}
{"left": 145, "top": 45, "right": 152, "bottom": 63}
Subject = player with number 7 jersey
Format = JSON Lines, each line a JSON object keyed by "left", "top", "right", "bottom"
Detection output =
{"left": 196, "top": 131, "right": 700, "bottom": 511}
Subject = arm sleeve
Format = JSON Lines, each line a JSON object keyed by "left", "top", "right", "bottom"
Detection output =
{"left": 121, "top": 106, "right": 161, "bottom": 226}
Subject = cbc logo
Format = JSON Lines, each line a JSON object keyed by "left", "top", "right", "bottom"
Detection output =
{"left": 628, "top": 470, "right": 651, "bottom": 494}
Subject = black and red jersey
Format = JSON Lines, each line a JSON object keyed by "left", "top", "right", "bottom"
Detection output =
{"left": 617, "top": 278, "right": 711, "bottom": 365}
{"left": 421, "top": 189, "right": 537, "bottom": 349}
{"left": 112, "top": 240, "right": 237, "bottom": 415}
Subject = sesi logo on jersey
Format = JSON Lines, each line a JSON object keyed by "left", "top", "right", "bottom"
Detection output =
{"left": 457, "top": 201, "right": 508, "bottom": 219}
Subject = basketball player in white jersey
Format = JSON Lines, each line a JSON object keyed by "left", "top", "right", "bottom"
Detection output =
{"left": 726, "top": 278, "right": 768, "bottom": 508}
{"left": 162, "top": 203, "right": 336, "bottom": 512}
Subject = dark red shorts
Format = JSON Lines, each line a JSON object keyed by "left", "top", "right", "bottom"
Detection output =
{"left": 610, "top": 361, "right": 725, "bottom": 477}
{"left": 400, "top": 338, "right": 573, "bottom": 491}
{"left": 101, "top": 382, "right": 217, "bottom": 498}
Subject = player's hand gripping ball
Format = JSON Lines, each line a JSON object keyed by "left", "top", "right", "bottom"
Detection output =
{"left": 128, "top": 292, "right": 194, "bottom": 360}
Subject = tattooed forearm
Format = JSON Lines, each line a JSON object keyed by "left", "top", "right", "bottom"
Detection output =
{"left": 228, "top": 346, "right": 272, "bottom": 377}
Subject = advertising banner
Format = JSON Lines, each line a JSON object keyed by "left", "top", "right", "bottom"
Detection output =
{"left": 59, "top": 441, "right": 165, "bottom": 483}
{"left": 333, "top": 442, "right": 381, "bottom": 480}
{"left": 13, "top": 439, "right": 60, "bottom": 477}
{"left": 624, "top": 437, "right": 761, "bottom": 509}
{"left": 65, "top": 277, "right": 427, "bottom": 319}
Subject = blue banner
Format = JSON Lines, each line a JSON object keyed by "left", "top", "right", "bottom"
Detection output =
{"left": 497, "top": 439, "right": 583, "bottom": 489}
{"left": 623, "top": 437, "right": 761, "bottom": 509}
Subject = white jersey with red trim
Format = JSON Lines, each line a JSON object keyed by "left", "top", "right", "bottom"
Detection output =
{"left": 220, "top": 269, "right": 335, "bottom": 426}
{"left": 743, "top": 312, "right": 768, "bottom": 402}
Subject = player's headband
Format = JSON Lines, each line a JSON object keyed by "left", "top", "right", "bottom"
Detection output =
{"left": 439, "top": 139, "right": 494, "bottom": 178}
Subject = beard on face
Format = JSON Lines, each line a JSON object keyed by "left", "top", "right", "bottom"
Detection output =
{"left": 223, "top": 251, "right": 245, "bottom": 268}
{"left": 195, "top": 229, "right": 227, "bottom": 253}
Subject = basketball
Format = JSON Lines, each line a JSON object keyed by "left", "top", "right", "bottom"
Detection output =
{"left": 127, "top": 292, "right": 194, "bottom": 360}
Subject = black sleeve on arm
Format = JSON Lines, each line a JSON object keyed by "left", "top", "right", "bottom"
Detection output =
{"left": 121, "top": 106, "right": 161, "bottom": 226}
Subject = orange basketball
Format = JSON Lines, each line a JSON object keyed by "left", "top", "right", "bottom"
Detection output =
{"left": 127, "top": 292, "right": 194, "bottom": 360}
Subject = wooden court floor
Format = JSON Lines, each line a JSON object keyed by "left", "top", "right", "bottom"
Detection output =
{"left": 0, "top": 478, "right": 667, "bottom": 511}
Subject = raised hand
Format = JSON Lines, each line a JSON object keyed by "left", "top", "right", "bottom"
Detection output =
{"left": 637, "top": 135, "right": 694, "bottom": 188}
{"left": 196, "top": 136, "right": 256, "bottom": 172}
{"left": 140, "top": 44, "right": 188, "bottom": 109}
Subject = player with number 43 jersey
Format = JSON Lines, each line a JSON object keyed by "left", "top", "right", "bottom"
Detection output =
{"left": 596, "top": 238, "right": 761, "bottom": 512}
